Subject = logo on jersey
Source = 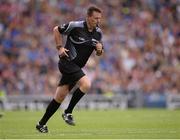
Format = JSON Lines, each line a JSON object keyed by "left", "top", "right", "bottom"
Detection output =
{"left": 78, "top": 37, "right": 85, "bottom": 41}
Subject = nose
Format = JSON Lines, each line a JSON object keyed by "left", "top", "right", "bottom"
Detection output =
{"left": 96, "top": 19, "right": 101, "bottom": 24}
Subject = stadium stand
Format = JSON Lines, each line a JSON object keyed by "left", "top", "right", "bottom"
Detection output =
{"left": 0, "top": 0, "right": 179, "bottom": 109}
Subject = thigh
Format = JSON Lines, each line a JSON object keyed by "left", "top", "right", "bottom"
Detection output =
{"left": 78, "top": 75, "right": 91, "bottom": 93}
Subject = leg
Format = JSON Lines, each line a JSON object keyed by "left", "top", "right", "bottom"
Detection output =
{"left": 62, "top": 76, "right": 91, "bottom": 125}
{"left": 39, "top": 85, "right": 70, "bottom": 125}
{"left": 65, "top": 75, "right": 91, "bottom": 114}
{"left": 36, "top": 85, "right": 69, "bottom": 133}
{"left": 78, "top": 75, "right": 91, "bottom": 93}
{"left": 54, "top": 85, "right": 70, "bottom": 103}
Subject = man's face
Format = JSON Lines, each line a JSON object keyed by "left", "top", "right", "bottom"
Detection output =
{"left": 87, "top": 11, "right": 102, "bottom": 29}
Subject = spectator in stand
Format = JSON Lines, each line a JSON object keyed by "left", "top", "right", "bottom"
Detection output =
{"left": 0, "top": 0, "right": 179, "bottom": 96}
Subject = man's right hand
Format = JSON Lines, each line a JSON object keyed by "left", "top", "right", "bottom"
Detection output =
{"left": 59, "top": 47, "right": 69, "bottom": 58}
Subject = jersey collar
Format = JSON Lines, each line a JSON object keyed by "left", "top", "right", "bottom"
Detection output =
{"left": 84, "top": 21, "right": 96, "bottom": 33}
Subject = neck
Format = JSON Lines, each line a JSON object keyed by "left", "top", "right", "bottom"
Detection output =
{"left": 86, "top": 20, "right": 93, "bottom": 32}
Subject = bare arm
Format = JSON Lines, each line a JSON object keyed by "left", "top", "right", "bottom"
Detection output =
{"left": 53, "top": 26, "right": 69, "bottom": 57}
{"left": 53, "top": 26, "right": 63, "bottom": 49}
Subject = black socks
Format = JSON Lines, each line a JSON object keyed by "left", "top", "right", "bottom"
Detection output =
{"left": 65, "top": 88, "right": 85, "bottom": 114}
{"left": 39, "top": 99, "right": 60, "bottom": 125}
{"left": 39, "top": 88, "right": 85, "bottom": 125}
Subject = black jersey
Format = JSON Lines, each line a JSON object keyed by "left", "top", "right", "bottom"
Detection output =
{"left": 58, "top": 20, "right": 103, "bottom": 68}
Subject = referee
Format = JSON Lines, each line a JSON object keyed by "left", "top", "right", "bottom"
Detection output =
{"left": 36, "top": 5, "right": 103, "bottom": 133}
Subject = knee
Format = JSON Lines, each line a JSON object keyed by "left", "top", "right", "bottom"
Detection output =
{"left": 54, "top": 92, "right": 67, "bottom": 103}
{"left": 54, "top": 86, "right": 69, "bottom": 103}
{"left": 80, "top": 81, "right": 91, "bottom": 93}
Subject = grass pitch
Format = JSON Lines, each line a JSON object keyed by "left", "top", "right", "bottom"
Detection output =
{"left": 0, "top": 109, "right": 180, "bottom": 139}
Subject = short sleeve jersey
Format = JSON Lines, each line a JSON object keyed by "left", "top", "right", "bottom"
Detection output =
{"left": 58, "top": 20, "right": 103, "bottom": 67}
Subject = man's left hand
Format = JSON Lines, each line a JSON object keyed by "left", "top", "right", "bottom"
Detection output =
{"left": 95, "top": 43, "right": 103, "bottom": 56}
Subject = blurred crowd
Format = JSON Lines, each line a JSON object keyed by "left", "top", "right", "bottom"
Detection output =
{"left": 0, "top": 0, "right": 179, "bottom": 96}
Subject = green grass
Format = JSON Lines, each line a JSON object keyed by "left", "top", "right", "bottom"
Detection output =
{"left": 0, "top": 109, "right": 180, "bottom": 139}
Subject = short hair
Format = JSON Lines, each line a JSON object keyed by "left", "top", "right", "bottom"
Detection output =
{"left": 87, "top": 5, "right": 102, "bottom": 16}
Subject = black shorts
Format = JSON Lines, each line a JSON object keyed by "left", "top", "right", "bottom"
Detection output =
{"left": 58, "top": 58, "right": 85, "bottom": 88}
